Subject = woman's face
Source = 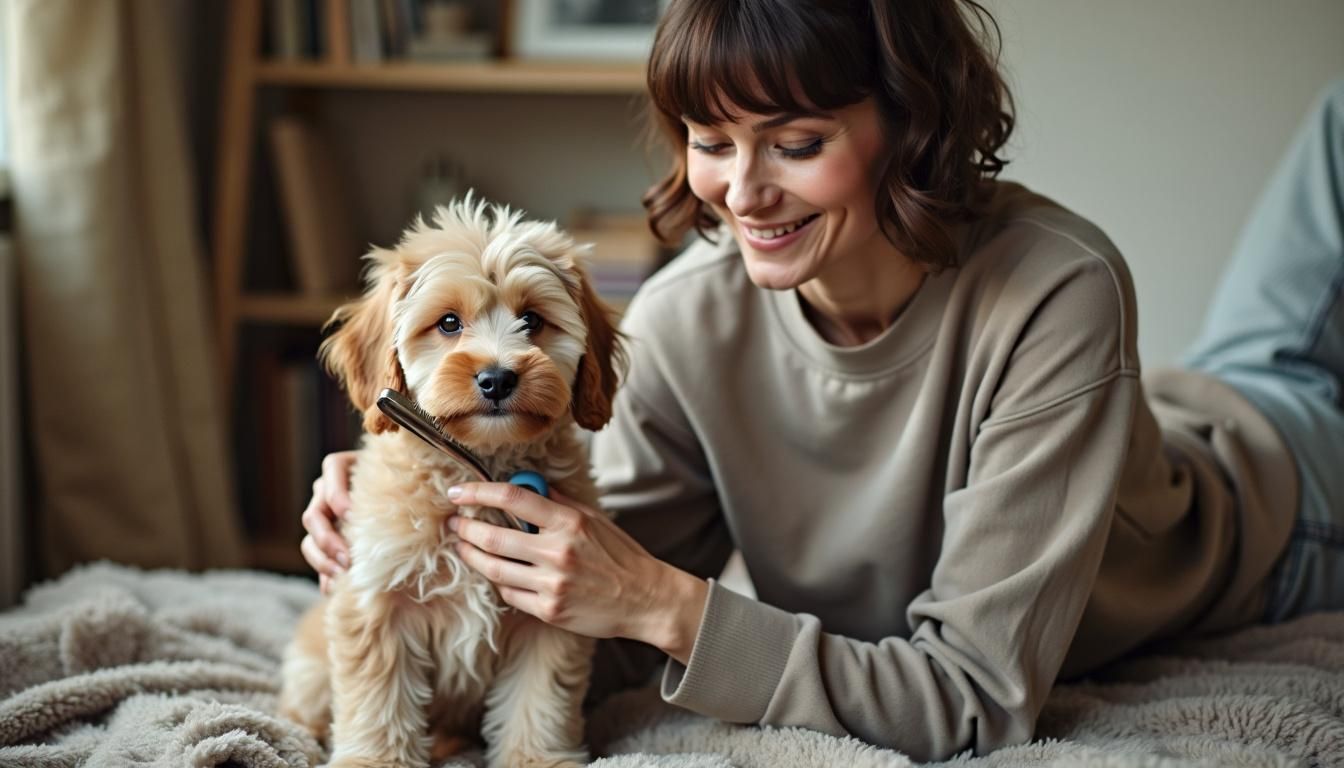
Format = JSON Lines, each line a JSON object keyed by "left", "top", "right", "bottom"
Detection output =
{"left": 683, "top": 97, "right": 896, "bottom": 290}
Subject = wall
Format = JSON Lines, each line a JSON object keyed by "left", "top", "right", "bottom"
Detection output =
{"left": 985, "top": 0, "right": 1344, "bottom": 365}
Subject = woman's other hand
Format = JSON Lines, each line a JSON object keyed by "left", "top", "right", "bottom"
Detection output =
{"left": 444, "top": 483, "right": 709, "bottom": 663}
{"left": 300, "top": 450, "right": 356, "bottom": 594}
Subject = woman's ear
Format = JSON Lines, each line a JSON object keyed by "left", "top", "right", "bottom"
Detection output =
{"left": 569, "top": 270, "right": 627, "bottom": 431}
{"left": 319, "top": 250, "right": 407, "bottom": 434}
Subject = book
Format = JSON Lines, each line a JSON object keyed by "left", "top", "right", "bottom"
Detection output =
{"left": 405, "top": 32, "right": 492, "bottom": 61}
{"left": 348, "top": 0, "right": 385, "bottom": 63}
{"left": 269, "top": 0, "right": 310, "bottom": 60}
{"left": 280, "top": 358, "right": 322, "bottom": 549}
{"left": 325, "top": 0, "right": 353, "bottom": 63}
{"left": 566, "top": 210, "right": 661, "bottom": 305}
{"left": 268, "top": 116, "right": 362, "bottom": 296}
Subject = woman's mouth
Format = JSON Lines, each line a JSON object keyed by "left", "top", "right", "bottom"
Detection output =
{"left": 740, "top": 214, "right": 820, "bottom": 251}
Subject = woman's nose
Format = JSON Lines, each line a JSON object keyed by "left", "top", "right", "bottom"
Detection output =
{"left": 724, "top": 155, "right": 778, "bottom": 217}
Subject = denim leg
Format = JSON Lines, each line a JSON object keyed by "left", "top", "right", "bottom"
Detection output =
{"left": 1182, "top": 78, "right": 1344, "bottom": 623}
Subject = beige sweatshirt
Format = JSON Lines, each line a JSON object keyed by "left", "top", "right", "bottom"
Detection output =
{"left": 587, "top": 182, "right": 1297, "bottom": 762}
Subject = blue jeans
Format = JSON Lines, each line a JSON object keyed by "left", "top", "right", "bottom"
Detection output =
{"left": 1182, "top": 78, "right": 1344, "bottom": 623}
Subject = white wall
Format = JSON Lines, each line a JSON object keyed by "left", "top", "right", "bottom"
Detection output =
{"left": 985, "top": 0, "right": 1344, "bottom": 366}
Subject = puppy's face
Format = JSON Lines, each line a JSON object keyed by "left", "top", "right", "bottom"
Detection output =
{"left": 321, "top": 198, "right": 624, "bottom": 451}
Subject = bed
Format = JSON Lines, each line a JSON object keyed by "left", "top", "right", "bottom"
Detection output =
{"left": 1, "top": 563, "right": 1339, "bottom": 767}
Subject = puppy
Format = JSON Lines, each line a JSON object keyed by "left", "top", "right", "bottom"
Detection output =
{"left": 278, "top": 196, "right": 625, "bottom": 768}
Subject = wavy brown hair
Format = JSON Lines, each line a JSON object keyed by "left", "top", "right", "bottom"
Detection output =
{"left": 642, "top": 0, "right": 1014, "bottom": 271}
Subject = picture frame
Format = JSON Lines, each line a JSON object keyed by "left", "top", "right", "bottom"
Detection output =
{"left": 510, "top": 0, "right": 666, "bottom": 60}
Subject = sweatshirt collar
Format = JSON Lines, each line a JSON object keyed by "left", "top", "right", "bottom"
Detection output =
{"left": 766, "top": 261, "right": 955, "bottom": 377}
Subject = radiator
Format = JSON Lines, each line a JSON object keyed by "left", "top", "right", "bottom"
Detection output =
{"left": 0, "top": 167, "right": 19, "bottom": 608}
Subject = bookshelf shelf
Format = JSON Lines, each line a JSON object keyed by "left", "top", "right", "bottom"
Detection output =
{"left": 255, "top": 60, "right": 647, "bottom": 94}
{"left": 238, "top": 293, "right": 347, "bottom": 327}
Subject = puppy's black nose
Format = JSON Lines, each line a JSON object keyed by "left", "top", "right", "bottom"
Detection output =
{"left": 476, "top": 367, "right": 518, "bottom": 402}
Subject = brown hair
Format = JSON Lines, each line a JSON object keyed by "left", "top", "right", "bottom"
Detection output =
{"left": 642, "top": 0, "right": 1014, "bottom": 271}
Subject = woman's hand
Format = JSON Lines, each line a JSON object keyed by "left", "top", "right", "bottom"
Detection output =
{"left": 300, "top": 451, "right": 357, "bottom": 594}
{"left": 445, "top": 483, "right": 709, "bottom": 663}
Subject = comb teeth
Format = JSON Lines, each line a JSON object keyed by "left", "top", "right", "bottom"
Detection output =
{"left": 376, "top": 388, "right": 493, "bottom": 482}
{"left": 404, "top": 394, "right": 442, "bottom": 429}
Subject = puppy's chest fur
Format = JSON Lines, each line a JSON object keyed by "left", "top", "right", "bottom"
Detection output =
{"left": 341, "top": 428, "right": 594, "bottom": 636}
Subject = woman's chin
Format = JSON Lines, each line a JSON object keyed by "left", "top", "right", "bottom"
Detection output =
{"left": 741, "top": 257, "right": 810, "bottom": 291}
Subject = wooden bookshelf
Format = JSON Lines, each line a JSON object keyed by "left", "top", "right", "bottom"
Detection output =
{"left": 210, "top": 0, "right": 652, "bottom": 573}
{"left": 238, "top": 293, "right": 347, "bottom": 327}
{"left": 255, "top": 60, "right": 646, "bottom": 94}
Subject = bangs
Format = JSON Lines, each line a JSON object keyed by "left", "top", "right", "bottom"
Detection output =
{"left": 648, "top": 0, "right": 876, "bottom": 125}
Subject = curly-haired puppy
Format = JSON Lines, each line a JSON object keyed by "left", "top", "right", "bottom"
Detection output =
{"left": 278, "top": 196, "right": 625, "bottom": 768}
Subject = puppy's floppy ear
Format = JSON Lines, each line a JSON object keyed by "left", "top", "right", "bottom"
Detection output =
{"left": 319, "top": 250, "right": 407, "bottom": 434}
{"left": 569, "top": 268, "right": 627, "bottom": 431}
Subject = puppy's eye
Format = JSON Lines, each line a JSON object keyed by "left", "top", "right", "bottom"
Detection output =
{"left": 437, "top": 313, "right": 463, "bottom": 335}
{"left": 520, "top": 310, "right": 544, "bottom": 334}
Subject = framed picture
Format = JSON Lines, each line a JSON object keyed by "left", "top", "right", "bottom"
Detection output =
{"left": 510, "top": 0, "right": 666, "bottom": 60}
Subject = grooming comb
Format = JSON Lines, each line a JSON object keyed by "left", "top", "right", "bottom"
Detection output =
{"left": 376, "top": 388, "right": 544, "bottom": 533}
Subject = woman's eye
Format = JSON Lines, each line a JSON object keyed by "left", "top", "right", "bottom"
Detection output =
{"left": 520, "top": 311, "right": 545, "bottom": 334}
{"left": 779, "top": 139, "right": 823, "bottom": 159}
{"left": 437, "top": 313, "right": 463, "bottom": 335}
{"left": 689, "top": 140, "right": 729, "bottom": 155}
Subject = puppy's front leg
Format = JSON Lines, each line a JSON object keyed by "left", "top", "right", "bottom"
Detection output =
{"left": 482, "top": 615, "right": 594, "bottom": 768}
{"left": 326, "top": 587, "right": 435, "bottom": 768}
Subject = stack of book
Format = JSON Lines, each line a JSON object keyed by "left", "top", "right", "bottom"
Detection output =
{"left": 567, "top": 210, "right": 664, "bottom": 311}
{"left": 250, "top": 351, "right": 362, "bottom": 562}
{"left": 357, "top": 0, "right": 499, "bottom": 63}
{"left": 268, "top": 115, "right": 362, "bottom": 297}
{"left": 265, "top": 0, "right": 497, "bottom": 64}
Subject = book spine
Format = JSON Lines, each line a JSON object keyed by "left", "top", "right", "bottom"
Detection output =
{"left": 269, "top": 0, "right": 306, "bottom": 60}
{"left": 325, "top": 0, "right": 353, "bottom": 64}
{"left": 349, "top": 0, "right": 385, "bottom": 63}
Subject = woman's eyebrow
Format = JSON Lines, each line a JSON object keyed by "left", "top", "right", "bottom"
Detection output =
{"left": 680, "top": 111, "right": 834, "bottom": 131}
{"left": 751, "top": 111, "right": 833, "bottom": 132}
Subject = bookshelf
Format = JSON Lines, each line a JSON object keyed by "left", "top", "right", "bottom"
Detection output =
{"left": 255, "top": 60, "right": 645, "bottom": 93}
{"left": 211, "top": 0, "right": 654, "bottom": 573}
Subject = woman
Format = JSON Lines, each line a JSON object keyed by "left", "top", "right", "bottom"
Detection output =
{"left": 300, "top": 0, "right": 1344, "bottom": 760}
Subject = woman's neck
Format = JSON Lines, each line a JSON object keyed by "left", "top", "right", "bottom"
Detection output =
{"left": 796, "top": 248, "right": 927, "bottom": 347}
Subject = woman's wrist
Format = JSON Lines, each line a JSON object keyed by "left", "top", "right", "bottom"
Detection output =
{"left": 637, "top": 562, "right": 709, "bottom": 665}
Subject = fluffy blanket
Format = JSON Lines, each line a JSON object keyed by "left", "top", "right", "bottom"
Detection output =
{"left": 0, "top": 563, "right": 1340, "bottom": 768}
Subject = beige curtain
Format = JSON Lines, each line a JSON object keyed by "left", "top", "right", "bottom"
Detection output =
{"left": 8, "top": 0, "right": 243, "bottom": 576}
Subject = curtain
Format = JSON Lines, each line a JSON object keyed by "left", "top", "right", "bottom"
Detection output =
{"left": 7, "top": 0, "right": 243, "bottom": 576}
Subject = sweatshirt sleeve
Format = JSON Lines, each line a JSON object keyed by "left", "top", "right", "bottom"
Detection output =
{"left": 661, "top": 374, "right": 1137, "bottom": 759}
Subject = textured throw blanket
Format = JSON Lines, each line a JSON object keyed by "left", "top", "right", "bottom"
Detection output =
{"left": 0, "top": 563, "right": 1340, "bottom": 767}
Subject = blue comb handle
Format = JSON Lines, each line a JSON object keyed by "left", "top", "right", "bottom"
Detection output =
{"left": 507, "top": 471, "right": 547, "bottom": 533}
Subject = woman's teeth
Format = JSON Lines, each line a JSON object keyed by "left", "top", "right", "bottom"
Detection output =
{"left": 746, "top": 215, "right": 816, "bottom": 240}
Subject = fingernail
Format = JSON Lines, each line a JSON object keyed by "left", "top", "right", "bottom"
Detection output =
{"left": 447, "top": 515, "right": 460, "bottom": 532}
{"left": 447, "top": 486, "right": 463, "bottom": 501}
{"left": 337, "top": 551, "right": 350, "bottom": 569}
